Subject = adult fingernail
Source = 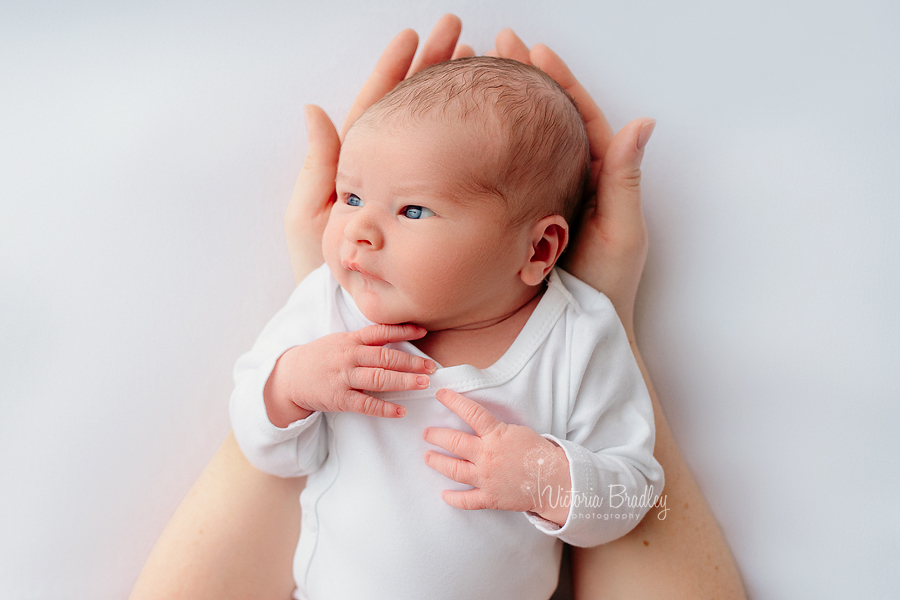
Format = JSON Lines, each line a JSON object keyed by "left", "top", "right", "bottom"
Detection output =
{"left": 417, "top": 376, "right": 429, "bottom": 387}
{"left": 424, "top": 359, "right": 436, "bottom": 373}
{"left": 637, "top": 119, "right": 656, "bottom": 152}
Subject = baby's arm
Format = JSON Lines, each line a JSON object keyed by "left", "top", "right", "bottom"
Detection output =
{"left": 423, "top": 381, "right": 662, "bottom": 546}
{"left": 422, "top": 290, "right": 663, "bottom": 547}
{"left": 535, "top": 289, "right": 665, "bottom": 547}
{"left": 230, "top": 269, "right": 435, "bottom": 477}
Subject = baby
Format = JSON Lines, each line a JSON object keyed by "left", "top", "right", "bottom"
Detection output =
{"left": 230, "top": 57, "right": 663, "bottom": 600}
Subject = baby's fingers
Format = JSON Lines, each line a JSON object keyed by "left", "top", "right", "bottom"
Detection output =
{"left": 424, "top": 451, "right": 477, "bottom": 486}
{"left": 339, "top": 390, "right": 406, "bottom": 418}
{"left": 441, "top": 488, "right": 488, "bottom": 511}
{"left": 353, "top": 323, "right": 427, "bottom": 346}
{"left": 357, "top": 345, "right": 435, "bottom": 375}
{"left": 348, "top": 367, "right": 429, "bottom": 393}
{"left": 422, "top": 426, "right": 479, "bottom": 461}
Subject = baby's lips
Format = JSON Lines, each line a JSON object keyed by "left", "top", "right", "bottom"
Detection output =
{"left": 342, "top": 259, "right": 384, "bottom": 281}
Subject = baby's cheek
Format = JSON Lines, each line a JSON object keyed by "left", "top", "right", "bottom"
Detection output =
{"left": 321, "top": 221, "right": 341, "bottom": 263}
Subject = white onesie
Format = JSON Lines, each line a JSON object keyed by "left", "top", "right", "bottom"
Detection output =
{"left": 230, "top": 264, "right": 663, "bottom": 600}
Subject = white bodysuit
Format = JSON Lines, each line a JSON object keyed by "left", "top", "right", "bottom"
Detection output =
{"left": 230, "top": 265, "right": 664, "bottom": 600}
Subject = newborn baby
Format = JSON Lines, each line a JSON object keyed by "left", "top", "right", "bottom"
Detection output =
{"left": 231, "top": 56, "right": 664, "bottom": 600}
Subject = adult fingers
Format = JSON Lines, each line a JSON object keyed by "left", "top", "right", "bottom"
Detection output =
{"left": 424, "top": 451, "right": 477, "bottom": 486}
{"left": 422, "top": 426, "right": 480, "bottom": 461}
{"left": 348, "top": 367, "right": 429, "bottom": 393}
{"left": 340, "top": 28, "right": 419, "bottom": 139}
{"left": 284, "top": 105, "right": 340, "bottom": 276}
{"left": 296, "top": 105, "right": 340, "bottom": 190}
{"left": 435, "top": 389, "right": 500, "bottom": 437}
{"left": 340, "top": 390, "right": 406, "bottom": 418}
{"left": 530, "top": 43, "right": 614, "bottom": 194}
{"left": 596, "top": 118, "right": 655, "bottom": 241}
{"left": 353, "top": 323, "right": 427, "bottom": 346}
{"left": 407, "top": 13, "right": 462, "bottom": 76}
{"left": 287, "top": 105, "right": 339, "bottom": 225}
{"left": 356, "top": 345, "right": 435, "bottom": 374}
{"left": 451, "top": 43, "right": 475, "bottom": 59}
{"left": 495, "top": 28, "right": 531, "bottom": 64}
{"left": 562, "top": 117, "right": 654, "bottom": 333}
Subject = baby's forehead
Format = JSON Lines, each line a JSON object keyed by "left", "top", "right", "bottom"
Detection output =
{"left": 341, "top": 116, "right": 503, "bottom": 199}
{"left": 346, "top": 112, "right": 501, "bottom": 167}
{"left": 353, "top": 107, "right": 498, "bottom": 143}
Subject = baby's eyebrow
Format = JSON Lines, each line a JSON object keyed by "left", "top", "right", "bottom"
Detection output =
{"left": 335, "top": 173, "right": 440, "bottom": 200}
{"left": 333, "top": 173, "right": 485, "bottom": 207}
{"left": 391, "top": 182, "right": 434, "bottom": 196}
{"left": 335, "top": 171, "right": 360, "bottom": 185}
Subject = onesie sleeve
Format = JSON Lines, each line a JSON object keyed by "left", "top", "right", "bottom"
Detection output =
{"left": 526, "top": 286, "right": 664, "bottom": 548}
{"left": 229, "top": 265, "right": 334, "bottom": 478}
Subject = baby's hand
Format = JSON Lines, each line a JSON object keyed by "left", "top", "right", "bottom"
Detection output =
{"left": 264, "top": 324, "right": 435, "bottom": 427}
{"left": 423, "top": 389, "right": 572, "bottom": 526}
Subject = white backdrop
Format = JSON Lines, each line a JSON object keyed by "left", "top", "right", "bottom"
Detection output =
{"left": 1, "top": 1, "right": 898, "bottom": 598}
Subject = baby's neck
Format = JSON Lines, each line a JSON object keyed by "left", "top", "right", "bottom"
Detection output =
{"left": 411, "top": 288, "right": 545, "bottom": 369}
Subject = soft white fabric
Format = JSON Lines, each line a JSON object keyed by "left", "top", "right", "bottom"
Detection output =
{"left": 230, "top": 264, "right": 663, "bottom": 600}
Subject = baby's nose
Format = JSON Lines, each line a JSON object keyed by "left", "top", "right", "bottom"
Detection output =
{"left": 345, "top": 213, "right": 384, "bottom": 249}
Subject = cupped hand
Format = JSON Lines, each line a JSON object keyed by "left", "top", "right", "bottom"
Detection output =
{"left": 284, "top": 14, "right": 471, "bottom": 284}
{"left": 264, "top": 324, "right": 436, "bottom": 427}
{"left": 492, "top": 29, "right": 656, "bottom": 339}
{"left": 284, "top": 17, "right": 656, "bottom": 340}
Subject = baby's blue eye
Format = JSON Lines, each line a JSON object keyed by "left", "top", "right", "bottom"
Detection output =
{"left": 402, "top": 205, "right": 435, "bottom": 219}
{"left": 347, "top": 194, "right": 363, "bottom": 207}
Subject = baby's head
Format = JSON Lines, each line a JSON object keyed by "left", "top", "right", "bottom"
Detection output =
{"left": 323, "top": 57, "right": 590, "bottom": 330}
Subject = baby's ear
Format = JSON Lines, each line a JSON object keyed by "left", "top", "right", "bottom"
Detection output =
{"left": 520, "top": 215, "right": 569, "bottom": 286}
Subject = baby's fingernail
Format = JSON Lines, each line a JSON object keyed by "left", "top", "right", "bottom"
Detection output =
{"left": 416, "top": 376, "right": 429, "bottom": 387}
{"left": 424, "top": 360, "right": 436, "bottom": 373}
{"left": 396, "top": 406, "right": 406, "bottom": 417}
{"left": 423, "top": 428, "right": 430, "bottom": 439}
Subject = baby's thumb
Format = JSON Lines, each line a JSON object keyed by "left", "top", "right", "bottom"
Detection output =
{"left": 596, "top": 118, "right": 655, "bottom": 229}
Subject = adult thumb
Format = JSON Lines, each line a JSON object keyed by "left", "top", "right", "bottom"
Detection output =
{"left": 596, "top": 118, "right": 655, "bottom": 231}
{"left": 300, "top": 104, "right": 340, "bottom": 184}
{"left": 286, "top": 105, "right": 340, "bottom": 227}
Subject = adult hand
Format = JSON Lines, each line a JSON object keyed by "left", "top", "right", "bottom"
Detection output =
{"left": 491, "top": 29, "right": 656, "bottom": 340}
{"left": 284, "top": 14, "right": 472, "bottom": 284}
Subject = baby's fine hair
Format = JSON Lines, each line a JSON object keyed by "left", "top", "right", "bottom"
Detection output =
{"left": 357, "top": 56, "right": 591, "bottom": 225}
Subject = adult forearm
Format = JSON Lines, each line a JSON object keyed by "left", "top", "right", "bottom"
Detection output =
{"left": 571, "top": 343, "right": 746, "bottom": 600}
{"left": 129, "top": 433, "right": 303, "bottom": 600}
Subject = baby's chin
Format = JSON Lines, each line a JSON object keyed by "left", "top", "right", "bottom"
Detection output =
{"left": 344, "top": 286, "right": 416, "bottom": 327}
{"left": 327, "top": 262, "right": 433, "bottom": 329}
{"left": 355, "top": 299, "right": 418, "bottom": 328}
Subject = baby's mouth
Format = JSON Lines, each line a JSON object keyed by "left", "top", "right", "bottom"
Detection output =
{"left": 342, "top": 260, "right": 384, "bottom": 282}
